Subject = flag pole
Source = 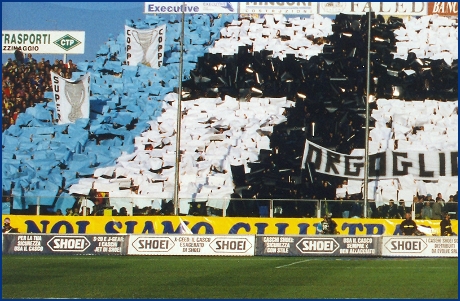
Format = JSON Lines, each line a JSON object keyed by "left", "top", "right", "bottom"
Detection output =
{"left": 363, "top": 3, "right": 372, "bottom": 218}
{"left": 173, "top": 6, "right": 186, "bottom": 216}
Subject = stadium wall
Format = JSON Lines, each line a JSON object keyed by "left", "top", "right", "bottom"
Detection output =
{"left": 2, "top": 215, "right": 457, "bottom": 235}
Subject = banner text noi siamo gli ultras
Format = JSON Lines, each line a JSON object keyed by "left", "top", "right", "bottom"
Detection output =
{"left": 21, "top": 217, "right": 407, "bottom": 235}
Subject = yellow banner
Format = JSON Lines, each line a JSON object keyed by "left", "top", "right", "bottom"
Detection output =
{"left": 2, "top": 215, "right": 457, "bottom": 235}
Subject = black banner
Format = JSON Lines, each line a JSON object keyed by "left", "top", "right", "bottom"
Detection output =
{"left": 255, "top": 235, "right": 381, "bottom": 257}
{"left": 2, "top": 233, "right": 129, "bottom": 255}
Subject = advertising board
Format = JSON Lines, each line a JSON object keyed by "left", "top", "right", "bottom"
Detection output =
{"left": 240, "top": 2, "right": 317, "bottom": 14}
{"left": 255, "top": 235, "right": 381, "bottom": 257}
{"left": 144, "top": 2, "right": 238, "bottom": 14}
{"left": 427, "top": 2, "right": 458, "bottom": 15}
{"left": 381, "top": 236, "right": 458, "bottom": 257}
{"left": 127, "top": 235, "right": 255, "bottom": 256}
{"left": 318, "top": 2, "right": 427, "bottom": 16}
{"left": 2, "top": 31, "right": 85, "bottom": 54}
{"left": 2, "top": 233, "right": 128, "bottom": 255}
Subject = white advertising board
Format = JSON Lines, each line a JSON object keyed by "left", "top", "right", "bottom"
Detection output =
{"left": 240, "top": 2, "right": 317, "bottom": 14}
{"left": 382, "top": 236, "right": 458, "bottom": 257}
{"left": 2, "top": 31, "right": 85, "bottom": 54}
{"left": 318, "top": 2, "right": 428, "bottom": 16}
{"left": 127, "top": 235, "right": 255, "bottom": 256}
{"left": 144, "top": 2, "right": 238, "bottom": 14}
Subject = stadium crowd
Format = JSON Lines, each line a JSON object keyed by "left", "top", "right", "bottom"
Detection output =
{"left": 2, "top": 50, "right": 77, "bottom": 131}
{"left": 1, "top": 50, "right": 458, "bottom": 219}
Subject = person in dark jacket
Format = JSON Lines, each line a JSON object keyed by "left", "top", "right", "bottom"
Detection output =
{"left": 440, "top": 213, "right": 456, "bottom": 236}
{"left": 400, "top": 213, "right": 417, "bottom": 235}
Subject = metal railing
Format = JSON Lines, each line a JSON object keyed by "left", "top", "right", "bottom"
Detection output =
{"left": 2, "top": 195, "right": 457, "bottom": 219}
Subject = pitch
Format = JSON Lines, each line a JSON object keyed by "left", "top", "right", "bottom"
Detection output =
{"left": 2, "top": 255, "right": 457, "bottom": 299}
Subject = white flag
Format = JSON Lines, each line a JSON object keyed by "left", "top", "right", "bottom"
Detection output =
{"left": 50, "top": 71, "right": 90, "bottom": 124}
{"left": 178, "top": 218, "right": 193, "bottom": 234}
{"left": 125, "top": 24, "right": 166, "bottom": 68}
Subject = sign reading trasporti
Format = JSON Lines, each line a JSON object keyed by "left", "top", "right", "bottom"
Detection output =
{"left": 2, "top": 30, "right": 85, "bottom": 54}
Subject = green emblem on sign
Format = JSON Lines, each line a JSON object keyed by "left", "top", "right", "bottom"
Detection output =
{"left": 53, "top": 34, "right": 81, "bottom": 51}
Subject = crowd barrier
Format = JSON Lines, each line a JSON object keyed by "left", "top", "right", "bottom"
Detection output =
{"left": 2, "top": 233, "right": 457, "bottom": 258}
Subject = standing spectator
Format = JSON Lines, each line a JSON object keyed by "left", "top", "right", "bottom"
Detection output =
{"left": 414, "top": 195, "right": 424, "bottom": 219}
{"left": 440, "top": 213, "right": 456, "bottom": 236}
{"left": 445, "top": 195, "right": 457, "bottom": 220}
{"left": 432, "top": 197, "right": 443, "bottom": 220}
{"left": 400, "top": 213, "right": 417, "bottom": 235}
{"left": 350, "top": 200, "right": 363, "bottom": 218}
{"left": 387, "top": 199, "right": 399, "bottom": 218}
{"left": 421, "top": 201, "right": 432, "bottom": 220}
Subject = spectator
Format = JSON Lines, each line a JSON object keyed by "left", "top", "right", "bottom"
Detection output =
{"left": 445, "top": 195, "right": 457, "bottom": 220}
{"left": 72, "top": 208, "right": 80, "bottom": 216}
{"left": 431, "top": 197, "right": 443, "bottom": 220}
{"left": 55, "top": 209, "right": 63, "bottom": 216}
{"left": 350, "top": 200, "right": 363, "bottom": 218}
{"left": 2, "top": 217, "right": 18, "bottom": 233}
{"left": 421, "top": 201, "right": 432, "bottom": 220}
{"left": 318, "top": 214, "right": 338, "bottom": 234}
{"left": 400, "top": 213, "right": 417, "bottom": 235}
{"left": 65, "top": 208, "right": 72, "bottom": 216}
{"left": 386, "top": 199, "right": 398, "bottom": 218}
{"left": 440, "top": 213, "right": 456, "bottom": 236}
{"left": 414, "top": 196, "right": 424, "bottom": 219}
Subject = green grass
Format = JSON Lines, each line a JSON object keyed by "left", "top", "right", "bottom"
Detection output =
{"left": 2, "top": 255, "right": 458, "bottom": 299}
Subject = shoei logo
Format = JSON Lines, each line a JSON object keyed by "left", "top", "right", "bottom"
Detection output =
{"left": 53, "top": 34, "right": 81, "bottom": 51}
{"left": 210, "top": 238, "right": 252, "bottom": 253}
{"left": 296, "top": 238, "right": 339, "bottom": 253}
{"left": 132, "top": 237, "right": 174, "bottom": 252}
{"left": 384, "top": 238, "right": 427, "bottom": 253}
{"left": 47, "top": 236, "right": 90, "bottom": 252}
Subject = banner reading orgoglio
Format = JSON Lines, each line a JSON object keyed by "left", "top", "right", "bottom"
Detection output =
{"left": 125, "top": 24, "right": 166, "bottom": 68}
{"left": 50, "top": 71, "right": 90, "bottom": 124}
{"left": 301, "top": 139, "right": 458, "bottom": 180}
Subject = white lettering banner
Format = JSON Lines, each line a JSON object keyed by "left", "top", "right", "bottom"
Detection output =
{"left": 318, "top": 2, "right": 427, "bottom": 15}
{"left": 125, "top": 25, "right": 165, "bottom": 69}
{"left": 50, "top": 71, "right": 90, "bottom": 125}
{"left": 301, "top": 139, "right": 458, "bottom": 180}
{"left": 127, "top": 235, "right": 255, "bottom": 256}
{"left": 382, "top": 236, "right": 458, "bottom": 257}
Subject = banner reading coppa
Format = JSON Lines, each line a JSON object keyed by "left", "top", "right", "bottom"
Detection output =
{"left": 2, "top": 215, "right": 457, "bottom": 236}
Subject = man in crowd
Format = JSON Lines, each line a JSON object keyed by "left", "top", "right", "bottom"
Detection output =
{"left": 2, "top": 217, "right": 18, "bottom": 233}
{"left": 440, "top": 213, "right": 456, "bottom": 236}
{"left": 400, "top": 212, "right": 417, "bottom": 235}
{"left": 318, "top": 214, "right": 339, "bottom": 234}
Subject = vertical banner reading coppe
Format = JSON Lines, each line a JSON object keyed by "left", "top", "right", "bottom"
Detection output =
{"left": 127, "top": 235, "right": 255, "bottom": 256}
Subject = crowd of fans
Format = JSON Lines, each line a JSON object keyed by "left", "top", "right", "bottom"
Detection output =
{"left": 2, "top": 50, "right": 77, "bottom": 131}
{"left": 1, "top": 51, "right": 458, "bottom": 219}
